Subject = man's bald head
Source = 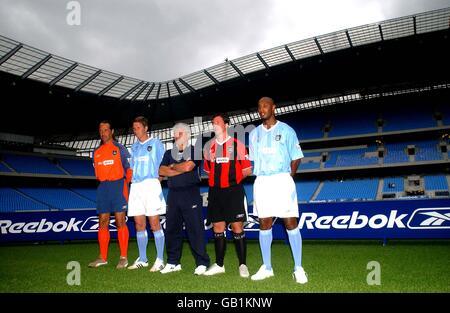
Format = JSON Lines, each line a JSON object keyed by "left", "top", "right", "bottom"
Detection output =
{"left": 257, "top": 96, "right": 276, "bottom": 122}
{"left": 258, "top": 97, "right": 275, "bottom": 106}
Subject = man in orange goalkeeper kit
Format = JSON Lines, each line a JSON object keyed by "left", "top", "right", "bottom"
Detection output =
{"left": 88, "top": 120, "right": 132, "bottom": 269}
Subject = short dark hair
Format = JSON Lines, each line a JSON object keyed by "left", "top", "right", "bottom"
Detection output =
{"left": 98, "top": 120, "right": 116, "bottom": 141}
{"left": 211, "top": 112, "right": 229, "bottom": 124}
{"left": 99, "top": 120, "right": 113, "bottom": 130}
{"left": 133, "top": 116, "right": 148, "bottom": 128}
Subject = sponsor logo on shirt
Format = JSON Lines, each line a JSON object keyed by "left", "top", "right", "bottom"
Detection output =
{"left": 99, "top": 160, "right": 114, "bottom": 166}
{"left": 216, "top": 157, "right": 230, "bottom": 163}
{"left": 260, "top": 147, "right": 276, "bottom": 154}
{"left": 137, "top": 156, "right": 149, "bottom": 161}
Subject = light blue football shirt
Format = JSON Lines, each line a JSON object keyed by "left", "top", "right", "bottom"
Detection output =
{"left": 130, "top": 137, "right": 164, "bottom": 183}
{"left": 249, "top": 121, "right": 304, "bottom": 176}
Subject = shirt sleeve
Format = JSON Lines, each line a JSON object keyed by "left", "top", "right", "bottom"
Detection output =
{"left": 202, "top": 140, "right": 212, "bottom": 173}
{"left": 203, "top": 149, "right": 210, "bottom": 173}
{"left": 160, "top": 149, "right": 170, "bottom": 167}
{"left": 129, "top": 145, "right": 135, "bottom": 169}
{"left": 119, "top": 143, "right": 131, "bottom": 171}
{"left": 237, "top": 141, "right": 252, "bottom": 169}
{"left": 92, "top": 148, "right": 98, "bottom": 177}
{"left": 155, "top": 139, "right": 165, "bottom": 167}
{"left": 287, "top": 127, "right": 304, "bottom": 161}
{"left": 248, "top": 129, "right": 256, "bottom": 161}
{"left": 190, "top": 146, "right": 201, "bottom": 168}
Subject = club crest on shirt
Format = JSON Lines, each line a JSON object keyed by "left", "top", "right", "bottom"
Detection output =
{"left": 147, "top": 145, "right": 152, "bottom": 152}
{"left": 275, "top": 134, "right": 281, "bottom": 141}
{"left": 112, "top": 150, "right": 117, "bottom": 156}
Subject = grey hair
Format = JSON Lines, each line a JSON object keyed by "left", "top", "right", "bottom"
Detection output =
{"left": 173, "top": 122, "right": 191, "bottom": 138}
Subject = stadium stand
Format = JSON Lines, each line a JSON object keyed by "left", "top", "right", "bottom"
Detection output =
{"left": 0, "top": 187, "right": 50, "bottom": 212}
{"left": 383, "top": 177, "right": 405, "bottom": 193}
{"left": 299, "top": 161, "right": 321, "bottom": 170}
{"left": 58, "top": 158, "right": 95, "bottom": 176}
{"left": 17, "top": 188, "right": 95, "bottom": 210}
{"left": 414, "top": 140, "right": 443, "bottom": 161}
{"left": 383, "top": 143, "right": 409, "bottom": 164}
{"left": 299, "top": 152, "right": 322, "bottom": 170}
{"left": 282, "top": 114, "right": 325, "bottom": 140}
{"left": 70, "top": 188, "right": 97, "bottom": 202}
{"left": 424, "top": 175, "right": 449, "bottom": 191}
{"left": 0, "top": 161, "right": 12, "bottom": 173}
{"left": 296, "top": 181, "right": 320, "bottom": 202}
{"left": 440, "top": 105, "right": 450, "bottom": 126}
{"left": 315, "top": 178, "right": 379, "bottom": 202}
{"left": 335, "top": 148, "right": 378, "bottom": 167}
{"left": 2, "top": 154, "right": 66, "bottom": 175}
{"left": 381, "top": 106, "right": 436, "bottom": 132}
{"left": 327, "top": 112, "right": 378, "bottom": 137}
{"left": 243, "top": 184, "right": 253, "bottom": 206}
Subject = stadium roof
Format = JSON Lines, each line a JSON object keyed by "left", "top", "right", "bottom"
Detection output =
{"left": 1, "top": 7, "right": 448, "bottom": 101}
{"left": 0, "top": 7, "right": 449, "bottom": 140}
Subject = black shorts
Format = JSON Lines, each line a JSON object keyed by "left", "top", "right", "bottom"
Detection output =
{"left": 207, "top": 184, "right": 247, "bottom": 223}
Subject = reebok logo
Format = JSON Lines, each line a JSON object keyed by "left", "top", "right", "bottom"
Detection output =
{"left": 407, "top": 208, "right": 450, "bottom": 229}
{"left": 298, "top": 210, "right": 408, "bottom": 230}
{"left": 0, "top": 218, "right": 82, "bottom": 234}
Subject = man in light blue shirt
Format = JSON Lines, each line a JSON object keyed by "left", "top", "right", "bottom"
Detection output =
{"left": 249, "top": 97, "right": 308, "bottom": 284}
{"left": 127, "top": 116, "right": 166, "bottom": 272}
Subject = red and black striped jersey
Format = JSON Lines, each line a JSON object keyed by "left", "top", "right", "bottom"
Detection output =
{"left": 203, "top": 136, "right": 251, "bottom": 188}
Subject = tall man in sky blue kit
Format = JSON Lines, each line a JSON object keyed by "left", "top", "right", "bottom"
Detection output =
{"left": 127, "top": 116, "right": 166, "bottom": 272}
{"left": 159, "top": 123, "right": 210, "bottom": 275}
{"left": 249, "top": 97, "right": 308, "bottom": 284}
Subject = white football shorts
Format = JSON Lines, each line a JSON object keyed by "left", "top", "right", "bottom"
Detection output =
{"left": 253, "top": 172, "right": 299, "bottom": 218}
{"left": 128, "top": 178, "right": 167, "bottom": 217}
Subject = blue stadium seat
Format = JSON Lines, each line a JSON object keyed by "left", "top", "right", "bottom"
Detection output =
{"left": 382, "top": 107, "right": 436, "bottom": 132}
{"left": 243, "top": 183, "right": 253, "bottom": 205}
{"left": 3, "top": 154, "right": 66, "bottom": 175}
{"left": 303, "top": 152, "right": 322, "bottom": 157}
{"left": 328, "top": 113, "right": 378, "bottom": 137}
{"left": 282, "top": 114, "right": 325, "bottom": 140}
{"left": 324, "top": 151, "right": 339, "bottom": 168}
{"left": 0, "top": 187, "right": 50, "bottom": 212}
{"left": 414, "top": 140, "right": 442, "bottom": 161}
{"left": 423, "top": 175, "right": 449, "bottom": 191}
{"left": 299, "top": 161, "right": 321, "bottom": 170}
{"left": 440, "top": 105, "right": 450, "bottom": 126}
{"left": 383, "top": 177, "right": 404, "bottom": 193}
{"left": 384, "top": 143, "right": 409, "bottom": 164}
{"left": 296, "top": 181, "right": 320, "bottom": 202}
{"left": 0, "top": 161, "right": 12, "bottom": 173}
{"left": 325, "top": 148, "right": 378, "bottom": 168}
{"left": 58, "top": 158, "right": 95, "bottom": 176}
{"left": 70, "top": 188, "right": 97, "bottom": 202}
{"left": 316, "top": 178, "right": 378, "bottom": 201}
{"left": 17, "top": 188, "right": 96, "bottom": 210}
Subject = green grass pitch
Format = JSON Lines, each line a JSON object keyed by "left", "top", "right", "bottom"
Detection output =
{"left": 0, "top": 239, "right": 449, "bottom": 293}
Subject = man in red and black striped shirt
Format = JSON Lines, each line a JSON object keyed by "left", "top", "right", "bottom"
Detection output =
{"left": 203, "top": 113, "right": 252, "bottom": 278}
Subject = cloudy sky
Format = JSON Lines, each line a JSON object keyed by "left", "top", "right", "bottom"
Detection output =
{"left": 0, "top": 0, "right": 448, "bottom": 82}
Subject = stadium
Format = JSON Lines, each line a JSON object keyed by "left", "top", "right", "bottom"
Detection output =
{"left": 0, "top": 5, "right": 449, "bottom": 298}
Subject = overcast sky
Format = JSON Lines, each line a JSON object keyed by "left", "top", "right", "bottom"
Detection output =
{"left": 0, "top": 0, "right": 448, "bottom": 82}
